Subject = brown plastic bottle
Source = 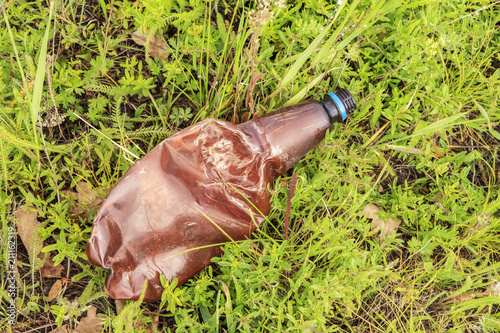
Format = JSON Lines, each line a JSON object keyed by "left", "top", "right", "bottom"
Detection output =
{"left": 86, "top": 89, "right": 356, "bottom": 301}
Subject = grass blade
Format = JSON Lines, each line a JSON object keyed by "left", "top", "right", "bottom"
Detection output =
{"left": 280, "top": 22, "right": 334, "bottom": 89}
{"left": 471, "top": 96, "right": 500, "bottom": 140}
{"left": 283, "top": 73, "right": 326, "bottom": 107}
{"left": 31, "top": 1, "right": 55, "bottom": 144}
{"left": 412, "top": 113, "right": 465, "bottom": 137}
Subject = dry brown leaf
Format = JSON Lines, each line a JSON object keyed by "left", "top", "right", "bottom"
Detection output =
{"left": 49, "top": 325, "right": 70, "bottom": 333}
{"left": 48, "top": 279, "right": 64, "bottom": 302}
{"left": 131, "top": 28, "right": 169, "bottom": 59}
{"left": 14, "top": 205, "right": 43, "bottom": 264}
{"left": 433, "top": 148, "right": 446, "bottom": 158}
{"left": 431, "top": 141, "right": 446, "bottom": 158}
{"left": 131, "top": 28, "right": 148, "bottom": 46}
{"left": 76, "top": 181, "right": 102, "bottom": 206}
{"left": 386, "top": 144, "right": 425, "bottom": 155}
{"left": 133, "top": 313, "right": 159, "bottom": 333}
{"left": 61, "top": 190, "right": 79, "bottom": 213}
{"left": 362, "top": 204, "right": 400, "bottom": 241}
{"left": 62, "top": 181, "right": 103, "bottom": 216}
{"left": 151, "top": 315, "right": 159, "bottom": 330}
{"left": 14, "top": 205, "right": 64, "bottom": 278}
{"left": 487, "top": 280, "right": 500, "bottom": 296}
{"left": 40, "top": 253, "right": 64, "bottom": 278}
{"left": 74, "top": 306, "right": 104, "bottom": 333}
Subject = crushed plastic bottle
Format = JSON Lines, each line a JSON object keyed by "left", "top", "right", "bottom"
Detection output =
{"left": 86, "top": 89, "right": 357, "bottom": 301}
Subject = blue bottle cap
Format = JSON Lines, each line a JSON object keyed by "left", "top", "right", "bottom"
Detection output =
{"left": 320, "top": 88, "right": 356, "bottom": 125}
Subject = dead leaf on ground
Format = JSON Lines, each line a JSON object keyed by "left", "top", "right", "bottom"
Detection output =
{"left": 487, "top": 280, "right": 500, "bottom": 296}
{"left": 362, "top": 204, "right": 400, "bottom": 241}
{"left": 48, "top": 279, "right": 64, "bottom": 302}
{"left": 40, "top": 253, "right": 64, "bottom": 278}
{"left": 61, "top": 190, "right": 80, "bottom": 214}
{"left": 131, "top": 28, "right": 169, "bottom": 59}
{"left": 76, "top": 181, "right": 103, "bottom": 206}
{"left": 14, "top": 205, "right": 64, "bottom": 278}
{"left": 133, "top": 312, "right": 159, "bottom": 333}
{"left": 14, "top": 205, "right": 43, "bottom": 264}
{"left": 62, "top": 181, "right": 103, "bottom": 216}
{"left": 49, "top": 325, "right": 70, "bottom": 333}
{"left": 151, "top": 315, "right": 159, "bottom": 331}
{"left": 74, "top": 306, "right": 104, "bottom": 333}
{"left": 447, "top": 293, "right": 478, "bottom": 303}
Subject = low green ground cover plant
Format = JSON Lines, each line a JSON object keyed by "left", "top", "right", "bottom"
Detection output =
{"left": 1, "top": 0, "right": 499, "bottom": 331}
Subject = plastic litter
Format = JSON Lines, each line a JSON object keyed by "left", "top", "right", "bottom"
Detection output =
{"left": 86, "top": 89, "right": 357, "bottom": 301}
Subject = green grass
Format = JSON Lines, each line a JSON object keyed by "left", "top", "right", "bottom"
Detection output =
{"left": 1, "top": 0, "right": 499, "bottom": 331}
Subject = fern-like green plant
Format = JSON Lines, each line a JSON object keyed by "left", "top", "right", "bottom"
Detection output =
{"left": 130, "top": 125, "right": 169, "bottom": 139}
{"left": 85, "top": 84, "right": 128, "bottom": 97}
{"left": 0, "top": 126, "right": 50, "bottom": 157}
{"left": 0, "top": 140, "right": 9, "bottom": 188}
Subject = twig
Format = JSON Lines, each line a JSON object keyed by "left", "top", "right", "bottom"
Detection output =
{"left": 359, "top": 36, "right": 386, "bottom": 57}
{"left": 447, "top": 1, "right": 500, "bottom": 25}
{"left": 23, "top": 323, "right": 58, "bottom": 333}
{"left": 61, "top": 257, "right": 71, "bottom": 297}
{"left": 37, "top": 115, "right": 60, "bottom": 204}
{"left": 448, "top": 144, "right": 500, "bottom": 149}
{"left": 246, "top": 72, "right": 266, "bottom": 117}
{"left": 73, "top": 112, "right": 139, "bottom": 160}
{"left": 403, "top": 236, "right": 436, "bottom": 265}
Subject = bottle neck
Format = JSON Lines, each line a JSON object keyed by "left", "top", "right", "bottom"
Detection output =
{"left": 237, "top": 101, "right": 331, "bottom": 176}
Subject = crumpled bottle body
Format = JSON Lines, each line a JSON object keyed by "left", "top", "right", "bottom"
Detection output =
{"left": 86, "top": 102, "right": 331, "bottom": 301}
{"left": 86, "top": 120, "right": 275, "bottom": 301}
